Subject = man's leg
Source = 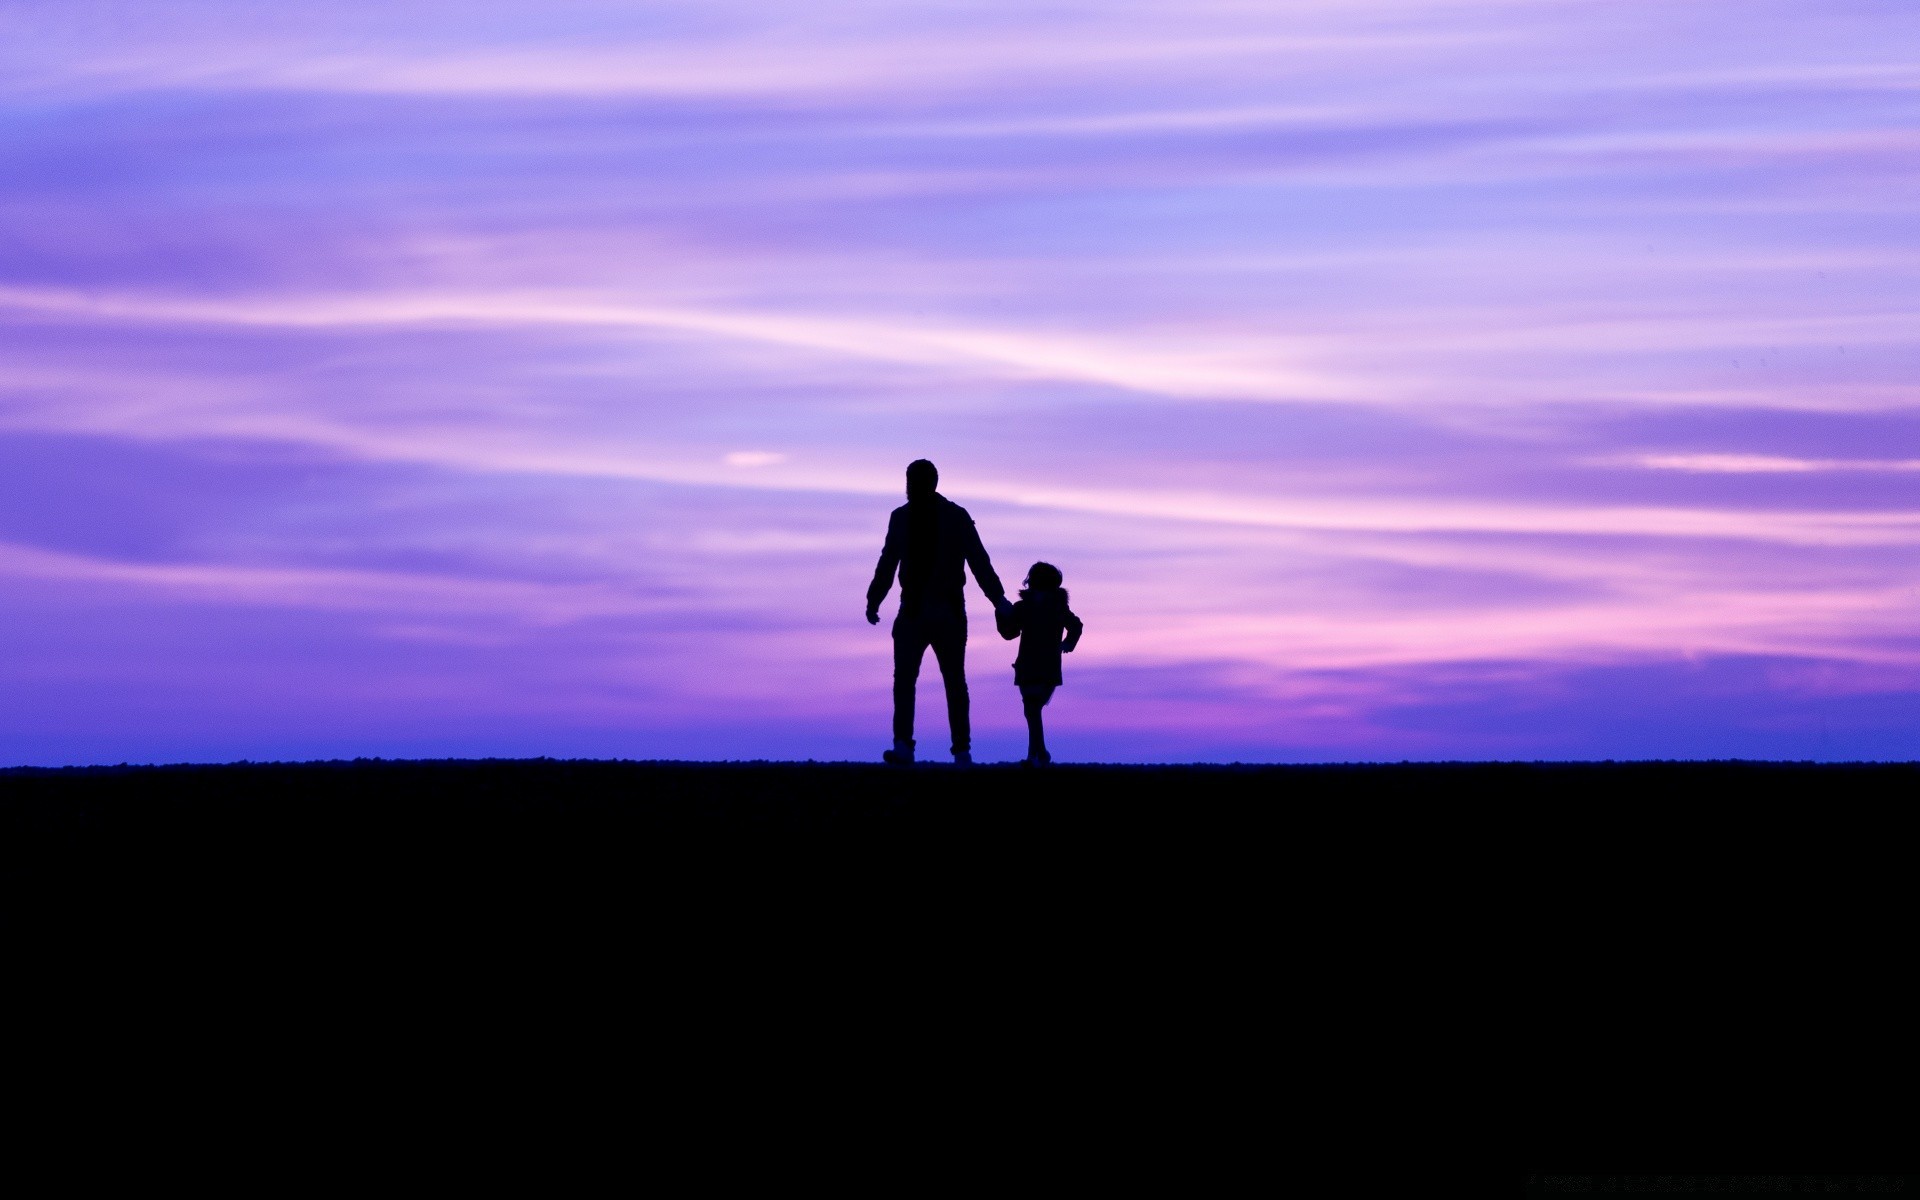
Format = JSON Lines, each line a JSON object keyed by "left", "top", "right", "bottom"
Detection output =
{"left": 892, "top": 614, "right": 931, "bottom": 754}
{"left": 929, "top": 619, "right": 970, "bottom": 759}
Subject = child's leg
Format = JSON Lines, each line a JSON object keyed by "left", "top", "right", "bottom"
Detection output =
{"left": 1021, "top": 684, "right": 1055, "bottom": 761}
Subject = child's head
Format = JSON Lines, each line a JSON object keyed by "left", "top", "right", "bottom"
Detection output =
{"left": 1022, "top": 561, "right": 1063, "bottom": 599}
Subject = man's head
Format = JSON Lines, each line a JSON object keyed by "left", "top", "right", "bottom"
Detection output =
{"left": 906, "top": 459, "right": 938, "bottom": 500}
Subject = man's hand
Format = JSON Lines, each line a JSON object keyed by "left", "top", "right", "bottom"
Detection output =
{"left": 866, "top": 606, "right": 881, "bottom": 626}
{"left": 993, "top": 595, "right": 1013, "bottom": 615}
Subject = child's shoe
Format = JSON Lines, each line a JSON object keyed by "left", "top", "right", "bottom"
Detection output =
{"left": 882, "top": 739, "right": 915, "bottom": 765}
{"left": 1023, "top": 750, "right": 1051, "bottom": 767}
{"left": 952, "top": 750, "right": 973, "bottom": 766}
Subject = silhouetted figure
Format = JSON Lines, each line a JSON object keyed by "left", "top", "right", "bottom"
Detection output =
{"left": 996, "top": 561, "right": 1083, "bottom": 766}
{"left": 867, "top": 459, "right": 1010, "bottom": 764}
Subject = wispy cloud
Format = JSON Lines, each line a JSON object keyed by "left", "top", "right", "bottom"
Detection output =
{"left": 723, "top": 450, "right": 786, "bottom": 468}
{"left": 1626, "top": 453, "right": 1920, "bottom": 474}
{"left": 0, "top": 538, "right": 670, "bottom": 623}
{"left": 2, "top": 3, "right": 1521, "bottom": 101}
{"left": 0, "top": 284, "right": 1352, "bottom": 399}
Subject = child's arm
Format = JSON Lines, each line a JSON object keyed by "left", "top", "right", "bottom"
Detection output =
{"left": 1061, "top": 608, "right": 1083, "bottom": 653}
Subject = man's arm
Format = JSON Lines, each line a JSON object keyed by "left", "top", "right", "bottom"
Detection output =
{"left": 961, "top": 513, "right": 1009, "bottom": 609}
{"left": 866, "top": 509, "right": 904, "bottom": 623}
{"left": 996, "top": 599, "right": 1022, "bottom": 641}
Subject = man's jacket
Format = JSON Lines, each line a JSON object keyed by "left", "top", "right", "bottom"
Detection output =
{"left": 867, "top": 494, "right": 1006, "bottom": 615}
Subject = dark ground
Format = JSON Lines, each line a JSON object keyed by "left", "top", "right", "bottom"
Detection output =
{"left": 6, "top": 757, "right": 1908, "bottom": 1170}
{"left": 6, "top": 757, "right": 1913, "bottom": 887}
{"left": 9, "top": 756, "right": 1912, "bottom": 966}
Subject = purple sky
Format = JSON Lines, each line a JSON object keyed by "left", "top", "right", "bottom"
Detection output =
{"left": 3, "top": 0, "right": 1918, "bottom": 764}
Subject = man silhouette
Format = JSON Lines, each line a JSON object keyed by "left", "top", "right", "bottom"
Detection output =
{"left": 866, "top": 460, "right": 1010, "bottom": 765}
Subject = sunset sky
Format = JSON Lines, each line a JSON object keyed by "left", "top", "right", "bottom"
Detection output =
{"left": 4, "top": 0, "right": 1918, "bottom": 764}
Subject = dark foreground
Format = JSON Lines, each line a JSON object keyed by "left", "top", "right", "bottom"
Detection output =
{"left": 7, "top": 756, "right": 1908, "bottom": 1166}
{"left": 6, "top": 757, "right": 1913, "bottom": 889}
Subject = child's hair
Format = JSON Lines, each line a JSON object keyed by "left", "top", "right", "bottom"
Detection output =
{"left": 1020, "top": 561, "right": 1067, "bottom": 605}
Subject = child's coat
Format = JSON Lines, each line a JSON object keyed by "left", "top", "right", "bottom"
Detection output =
{"left": 996, "top": 590, "right": 1084, "bottom": 687}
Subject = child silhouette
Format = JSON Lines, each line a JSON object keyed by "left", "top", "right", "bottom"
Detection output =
{"left": 995, "top": 562, "right": 1083, "bottom": 765}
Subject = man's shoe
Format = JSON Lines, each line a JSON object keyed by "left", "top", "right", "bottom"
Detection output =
{"left": 952, "top": 750, "right": 973, "bottom": 766}
{"left": 883, "top": 741, "right": 915, "bottom": 765}
{"left": 1023, "top": 750, "right": 1051, "bottom": 767}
